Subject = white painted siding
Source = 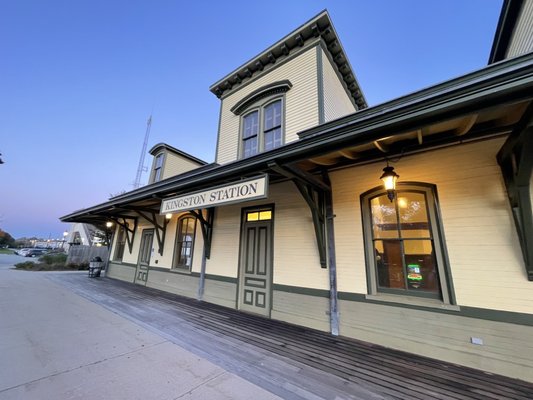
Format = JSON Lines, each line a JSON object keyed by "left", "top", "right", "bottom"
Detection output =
{"left": 216, "top": 45, "right": 319, "bottom": 164}
{"left": 506, "top": 0, "right": 533, "bottom": 58}
{"left": 332, "top": 137, "right": 532, "bottom": 314}
{"left": 321, "top": 48, "right": 356, "bottom": 122}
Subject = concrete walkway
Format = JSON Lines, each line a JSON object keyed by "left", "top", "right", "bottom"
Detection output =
{"left": 0, "top": 255, "right": 280, "bottom": 400}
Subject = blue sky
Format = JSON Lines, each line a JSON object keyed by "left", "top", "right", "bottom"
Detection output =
{"left": 1, "top": 0, "right": 503, "bottom": 239}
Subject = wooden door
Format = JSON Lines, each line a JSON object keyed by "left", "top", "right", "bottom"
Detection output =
{"left": 238, "top": 209, "right": 273, "bottom": 317}
{"left": 135, "top": 229, "right": 154, "bottom": 286}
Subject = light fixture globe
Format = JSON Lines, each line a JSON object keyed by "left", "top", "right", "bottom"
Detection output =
{"left": 106, "top": 221, "right": 113, "bottom": 228}
{"left": 380, "top": 165, "right": 399, "bottom": 201}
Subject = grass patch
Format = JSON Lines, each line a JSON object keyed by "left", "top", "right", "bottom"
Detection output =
{"left": 0, "top": 249, "right": 14, "bottom": 254}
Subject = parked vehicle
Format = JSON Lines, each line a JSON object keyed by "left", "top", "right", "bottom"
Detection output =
{"left": 16, "top": 248, "right": 31, "bottom": 256}
{"left": 25, "top": 249, "right": 49, "bottom": 258}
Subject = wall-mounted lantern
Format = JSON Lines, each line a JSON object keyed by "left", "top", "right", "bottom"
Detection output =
{"left": 380, "top": 164, "right": 399, "bottom": 202}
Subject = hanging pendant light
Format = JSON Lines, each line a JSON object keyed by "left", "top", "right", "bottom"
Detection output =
{"left": 380, "top": 164, "right": 399, "bottom": 202}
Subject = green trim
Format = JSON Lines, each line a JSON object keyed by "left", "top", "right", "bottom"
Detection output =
{"left": 190, "top": 272, "right": 238, "bottom": 284}
{"left": 316, "top": 45, "right": 325, "bottom": 124}
{"left": 149, "top": 266, "right": 196, "bottom": 277}
{"left": 214, "top": 100, "right": 223, "bottom": 164}
{"left": 273, "top": 283, "right": 330, "bottom": 298}
{"left": 338, "top": 292, "right": 533, "bottom": 327}
{"left": 272, "top": 284, "right": 533, "bottom": 326}
{"left": 109, "top": 261, "right": 137, "bottom": 268}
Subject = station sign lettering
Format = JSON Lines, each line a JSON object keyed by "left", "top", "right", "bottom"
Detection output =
{"left": 160, "top": 175, "right": 268, "bottom": 214}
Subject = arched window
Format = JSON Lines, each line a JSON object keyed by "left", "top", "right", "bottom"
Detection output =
{"left": 361, "top": 183, "right": 454, "bottom": 304}
{"left": 173, "top": 215, "right": 197, "bottom": 270}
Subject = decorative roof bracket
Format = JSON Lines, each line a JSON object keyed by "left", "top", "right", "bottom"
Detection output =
{"left": 497, "top": 104, "right": 533, "bottom": 281}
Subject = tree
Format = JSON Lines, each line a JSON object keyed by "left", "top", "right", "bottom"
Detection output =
{"left": 0, "top": 229, "right": 15, "bottom": 248}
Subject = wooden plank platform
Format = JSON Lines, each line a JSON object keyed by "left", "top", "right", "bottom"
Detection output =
{"left": 47, "top": 273, "right": 533, "bottom": 400}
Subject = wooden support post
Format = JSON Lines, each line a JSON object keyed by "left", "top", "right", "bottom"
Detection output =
{"left": 322, "top": 171, "right": 340, "bottom": 336}
{"left": 189, "top": 208, "right": 215, "bottom": 300}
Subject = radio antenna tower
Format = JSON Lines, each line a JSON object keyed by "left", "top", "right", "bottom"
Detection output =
{"left": 133, "top": 115, "right": 152, "bottom": 189}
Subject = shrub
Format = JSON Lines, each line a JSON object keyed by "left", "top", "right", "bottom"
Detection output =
{"left": 39, "top": 253, "right": 68, "bottom": 265}
{"left": 15, "top": 261, "right": 36, "bottom": 270}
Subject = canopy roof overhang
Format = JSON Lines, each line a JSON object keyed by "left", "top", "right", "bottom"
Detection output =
{"left": 62, "top": 53, "right": 533, "bottom": 228}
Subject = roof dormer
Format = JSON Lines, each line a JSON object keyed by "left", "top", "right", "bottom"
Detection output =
{"left": 211, "top": 10, "right": 367, "bottom": 164}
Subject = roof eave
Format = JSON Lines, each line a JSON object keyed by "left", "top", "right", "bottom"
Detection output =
{"left": 61, "top": 54, "right": 533, "bottom": 222}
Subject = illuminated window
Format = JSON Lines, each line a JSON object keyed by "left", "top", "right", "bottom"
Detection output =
{"left": 361, "top": 183, "right": 454, "bottom": 303}
{"left": 173, "top": 216, "right": 197, "bottom": 269}
{"left": 246, "top": 210, "right": 272, "bottom": 222}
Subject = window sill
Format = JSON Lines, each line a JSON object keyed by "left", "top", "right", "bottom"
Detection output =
{"left": 365, "top": 293, "right": 460, "bottom": 311}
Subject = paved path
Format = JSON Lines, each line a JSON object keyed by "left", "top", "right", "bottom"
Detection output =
{"left": 0, "top": 255, "right": 280, "bottom": 400}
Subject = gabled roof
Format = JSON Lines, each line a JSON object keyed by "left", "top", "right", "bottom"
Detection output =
{"left": 209, "top": 10, "right": 367, "bottom": 110}
{"left": 149, "top": 143, "right": 208, "bottom": 165}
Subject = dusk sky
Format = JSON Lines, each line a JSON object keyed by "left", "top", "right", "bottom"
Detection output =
{"left": 1, "top": 0, "right": 503, "bottom": 239}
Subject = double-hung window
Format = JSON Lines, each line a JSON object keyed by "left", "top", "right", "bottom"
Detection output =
{"left": 153, "top": 153, "right": 164, "bottom": 182}
{"left": 173, "top": 216, "right": 197, "bottom": 269}
{"left": 241, "top": 99, "right": 283, "bottom": 158}
{"left": 361, "top": 183, "right": 454, "bottom": 304}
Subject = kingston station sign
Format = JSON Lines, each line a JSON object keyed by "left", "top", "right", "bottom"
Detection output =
{"left": 160, "top": 175, "right": 268, "bottom": 214}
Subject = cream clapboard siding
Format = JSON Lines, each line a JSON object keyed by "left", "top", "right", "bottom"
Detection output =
{"left": 506, "top": 0, "right": 533, "bottom": 58}
{"left": 332, "top": 137, "right": 533, "bottom": 313}
{"left": 339, "top": 300, "right": 533, "bottom": 382}
{"left": 146, "top": 213, "right": 204, "bottom": 273}
{"left": 216, "top": 45, "right": 319, "bottom": 164}
{"left": 161, "top": 152, "right": 203, "bottom": 180}
{"left": 120, "top": 222, "right": 150, "bottom": 265}
{"left": 321, "top": 47, "right": 356, "bottom": 122}
{"left": 206, "top": 181, "right": 327, "bottom": 288}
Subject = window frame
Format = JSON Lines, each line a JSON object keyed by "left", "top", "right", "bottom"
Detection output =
{"left": 113, "top": 226, "right": 126, "bottom": 261}
{"left": 172, "top": 214, "right": 197, "bottom": 270}
{"left": 239, "top": 96, "right": 285, "bottom": 159}
{"left": 152, "top": 152, "right": 165, "bottom": 183}
{"left": 361, "top": 182, "right": 455, "bottom": 305}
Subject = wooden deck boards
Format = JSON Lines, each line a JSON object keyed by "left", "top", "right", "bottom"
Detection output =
{"left": 47, "top": 273, "right": 533, "bottom": 400}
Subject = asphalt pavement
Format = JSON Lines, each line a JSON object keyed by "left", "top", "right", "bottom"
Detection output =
{"left": 0, "top": 254, "right": 280, "bottom": 400}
